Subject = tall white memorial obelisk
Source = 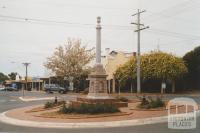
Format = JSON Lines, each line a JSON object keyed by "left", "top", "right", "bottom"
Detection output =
{"left": 96, "top": 16, "right": 101, "bottom": 64}
{"left": 87, "top": 17, "right": 110, "bottom": 99}
{"left": 71, "top": 17, "right": 127, "bottom": 107}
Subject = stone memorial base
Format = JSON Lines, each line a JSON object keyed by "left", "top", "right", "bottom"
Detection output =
{"left": 86, "top": 63, "right": 109, "bottom": 99}
{"left": 70, "top": 97, "right": 128, "bottom": 108}
{"left": 70, "top": 64, "right": 128, "bottom": 108}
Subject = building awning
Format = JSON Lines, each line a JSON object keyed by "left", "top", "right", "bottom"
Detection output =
{"left": 5, "top": 79, "right": 43, "bottom": 84}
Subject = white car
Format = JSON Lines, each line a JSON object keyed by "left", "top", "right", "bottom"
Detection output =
{"left": 0, "top": 87, "right": 5, "bottom": 91}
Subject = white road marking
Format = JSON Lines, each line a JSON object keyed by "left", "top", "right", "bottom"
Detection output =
{"left": 0, "top": 99, "right": 17, "bottom": 103}
{"left": 0, "top": 100, "right": 6, "bottom": 103}
{"left": 19, "top": 97, "right": 55, "bottom": 102}
{"left": 9, "top": 100, "right": 17, "bottom": 102}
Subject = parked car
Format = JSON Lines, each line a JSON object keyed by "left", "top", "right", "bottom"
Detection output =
{"left": 0, "top": 87, "right": 5, "bottom": 91}
{"left": 5, "top": 86, "right": 19, "bottom": 91}
{"left": 44, "top": 84, "right": 67, "bottom": 94}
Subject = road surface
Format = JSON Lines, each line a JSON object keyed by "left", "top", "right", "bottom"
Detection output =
{"left": 0, "top": 91, "right": 199, "bottom": 133}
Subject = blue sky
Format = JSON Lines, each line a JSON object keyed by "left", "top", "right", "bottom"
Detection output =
{"left": 0, "top": 0, "right": 200, "bottom": 77}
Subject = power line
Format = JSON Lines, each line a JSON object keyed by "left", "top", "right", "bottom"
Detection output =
{"left": 1, "top": 16, "right": 199, "bottom": 40}
{"left": 151, "top": 0, "right": 195, "bottom": 16}
{"left": 144, "top": 0, "right": 199, "bottom": 24}
{"left": 156, "top": 39, "right": 195, "bottom": 47}
{"left": 147, "top": 11, "right": 190, "bottom": 23}
{"left": 0, "top": 18, "right": 134, "bottom": 31}
{"left": 0, "top": 14, "right": 200, "bottom": 40}
{"left": 148, "top": 28, "right": 200, "bottom": 40}
{"left": 0, "top": 14, "right": 94, "bottom": 26}
{"left": 0, "top": 14, "right": 134, "bottom": 30}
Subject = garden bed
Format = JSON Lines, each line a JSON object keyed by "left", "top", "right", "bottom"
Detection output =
{"left": 35, "top": 111, "right": 132, "bottom": 119}
{"left": 26, "top": 100, "right": 65, "bottom": 113}
{"left": 25, "top": 105, "right": 62, "bottom": 113}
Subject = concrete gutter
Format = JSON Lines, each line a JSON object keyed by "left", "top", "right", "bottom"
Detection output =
{"left": 19, "top": 97, "right": 55, "bottom": 102}
{"left": 0, "top": 110, "right": 199, "bottom": 129}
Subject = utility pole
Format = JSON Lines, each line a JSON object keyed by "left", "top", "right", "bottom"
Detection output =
{"left": 22, "top": 62, "right": 31, "bottom": 97}
{"left": 157, "top": 39, "right": 160, "bottom": 51}
{"left": 131, "top": 9, "right": 149, "bottom": 93}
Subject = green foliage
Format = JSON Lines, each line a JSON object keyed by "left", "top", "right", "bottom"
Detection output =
{"left": 0, "top": 72, "right": 9, "bottom": 83}
{"left": 44, "top": 101, "right": 66, "bottom": 109}
{"left": 115, "top": 51, "right": 187, "bottom": 86}
{"left": 44, "top": 102, "right": 54, "bottom": 109}
{"left": 59, "top": 103, "right": 72, "bottom": 113}
{"left": 141, "top": 97, "right": 150, "bottom": 106}
{"left": 183, "top": 46, "right": 200, "bottom": 89}
{"left": 149, "top": 97, "right": 165, "bottom": 108}
{"left": 116, "top": 96, "right": 129, "bottom": 102}
{"left": 8, "top": 72, "right": 17, "bottom": 80}
{"left": 141, "top": 51, "right": 187, "bottom": 80}
{"left": 114, "top": 57, "right": 136, "bottom": 87}
{"left": 59, "top": 103, "right": 120, "bottom": 114}
{"left": 82, "top": 88, "right": 89, "bottom": 94}
{"left": 138, "top": 96, "right": 165, "bottom": 109}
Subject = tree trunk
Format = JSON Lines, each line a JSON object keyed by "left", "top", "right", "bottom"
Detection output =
{"left": 161, "top": 82, "right": 163, "bottom": 94}
{"left": 172, "top": 80, "right": 176, "bottom": 93}
{"left": 108, "top": 80, "right": 111, "bottom": 94}
{"left": 161, "top": 81, "right": 165, "bottom": 94}
{"left": 118, "top": 82, "right": 120, "bottom": 96}
{"left": 131, "top": 83, "right": 133, "bottom": 93}
{"left": 112, "top": 78, "right": 116, "bottom": 93}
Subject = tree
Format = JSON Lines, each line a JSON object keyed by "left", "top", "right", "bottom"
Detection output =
{"left": 115, "top": 51, "right": 187, "bottom": 93}
{"left": 183, "top": 46, "right": 200, "bottom": 89}
{"left": 0, "top": 72, "right": 9, "bottom": 83}
{"left": 8, "top": 72, "right": 17, "bottom": 80}
{"left": 141, "top": 51, "right": 187, "bottom": 93}
{"left": 44, "top": 38, "right": 95, "bottom": 91}
{"left": 114, "top": 57, "right": 136, "bottom": 90}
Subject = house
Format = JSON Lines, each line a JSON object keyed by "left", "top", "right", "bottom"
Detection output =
{"left": 104, "top": 48, "right": 136, "bottom": 93}
{"left": 88, "top": 48, "right": 136, "bottom": 93}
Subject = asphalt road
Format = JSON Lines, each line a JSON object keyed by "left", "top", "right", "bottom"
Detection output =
{"left": 0, "top": 91, "right": 199, "bottom": 133}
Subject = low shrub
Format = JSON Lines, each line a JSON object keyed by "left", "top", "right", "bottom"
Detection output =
{"left": 82, "top": 88, "right": 89, "bottom": 94}
{"left": 59, "top": 103, "right": 120, "bottom": 114}
{"left": 59, "top": 103, "right": 75, "bottom": 113}
{"left": 149, "top": 97, "right": 165, "bottom": 108}
{"left": 44, "top": 102, "right": 54, "bottom": 109}
{"left": 44, "top": 100, "right": 66, "bottom": 109}
{"left": 138, "top": 96, "right": 165, "bottom": 109}
{"left": 116, "top": 96, "right": 129, "bottom": 102}
{"left": 57, "top": 100, "right": 66, "bottom": 105}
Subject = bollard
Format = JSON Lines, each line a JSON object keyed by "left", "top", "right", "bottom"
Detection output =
{"left": 55, "top": 96, "right": 58, "bottom": 104}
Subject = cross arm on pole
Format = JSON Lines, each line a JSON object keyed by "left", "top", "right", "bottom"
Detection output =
{"left": 132, "top": 10, "right": 146, "bottom": 16}
{"left": 131, "top": 22, "right": 144, "bottom": 26}
{"left": 135, "top": 26, "right": 150, "bottom": 32}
